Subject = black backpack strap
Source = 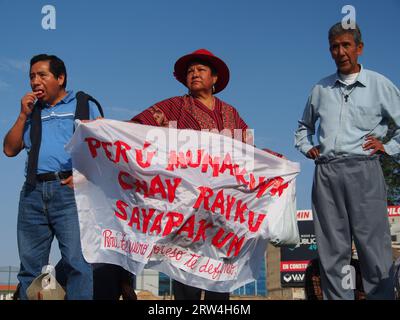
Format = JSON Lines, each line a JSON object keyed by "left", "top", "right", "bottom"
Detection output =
{"left": 26, "top": 92, "right": 103, "bottom": 186}
{"left": 26, "top": 101, "right": 43, "bottom": 186}
{"left": 75, "top": 91, "right": 104, "bottom": 120}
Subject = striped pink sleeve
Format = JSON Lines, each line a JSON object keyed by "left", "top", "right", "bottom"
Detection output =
{"left": 130, "top": 97, "right": 183, "bottom": 127}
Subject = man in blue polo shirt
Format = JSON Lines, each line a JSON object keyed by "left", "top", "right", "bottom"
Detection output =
{"left": 295, "top": 23, "right": 400, "bottom": 299}
{"left": 3, "top": 54, "right": 101, "bottom": 299}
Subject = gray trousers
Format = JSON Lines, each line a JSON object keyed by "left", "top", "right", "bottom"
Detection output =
{"left": 312, "top": 155, "right": 394, "bottom": 299}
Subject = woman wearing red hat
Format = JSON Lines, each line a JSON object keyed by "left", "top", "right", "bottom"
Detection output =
{"left": 131, "top": 49, "right": 250, "bottom": 142}
{"left": 131, "top": 49, "right": 250, "bottom": 300}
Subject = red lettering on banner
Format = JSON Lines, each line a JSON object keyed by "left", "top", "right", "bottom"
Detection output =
{"left": 211, "top": 190, "right": 225, "bottom": 215}
{"left": 193, "top": 186, "right": 213, "bottom": 210}
{"left": 256, "top": 177, "right": 289, "bottom": 199}
{"left": 149, "top": 175, "right": 167, "bottom": 199}
{"left": 166, "top": 151, "right": 187, "bottom": 170}
{"left": 184, "top": 253, "right": 201, "bottom": 270}
{"left": 193, "top": 219, "right": 214, "bottom": 242}
{"left": 123, "top": 206, "right": 156, "bottom": 232}
{"left": 85, "top": 129, "right": 297, "bottom": 262}
{"left": 142, "top": 208, "right": 155, "bottom": 233}
{"left": 234, "top": 200, "right": 247, "bottom": 223}
{"left": 127, "top": 207, "right": 140, "bottom": 230}
{"left": 270, "top": 180, "right": 289, "bottom": 196}
{"left": 162, "top": 212, "right": 184, "bottom": 236}
{"left": 118, "top": 171, "right": 134, "bottom": 190}
{"left": 186, "top": 150, "right": 204, "bottom": 168}
{"left": 163, "top": 148, "right": 281, "bottom": 196}
{"left": 248, "top": 211, "right": 267, "bottom": 232}
{"left": 177, "top": 151, "right": 189, "bottom": 169}
{"left": 118, "top": 172, "right": 181, "bottom": 203}
{"left": 211, "top": 228, "right": 245, "bottom": 257}
{"left": 165, "top": 178, "right": 181, "bottom": 203}
{"left": 164, "top": 148, "right": 285, "bottom": 199}
{"left": 102, "top": 141, "right": 114, "bottom": 162}
{"left": 102, "top": 229, "right": 118, "bottom": 248}
{"left": 165, "top": 151, "right": 179, "bottom": 171}
{"left": 115, "top": 206, "right": 216, "bottom": 243}
{"left": 102, "top": 229, "right": 149, "bottom": 256}
{"left": 209, "top": 155, "right": 221, "bottom": 177}
{"left": 212, "top": 228, "right": 234, "bottom": 249}
{"left": 135, "top": 141, "right": 155, "bottom": 168}
{"left": 114, "top": 140, "right": 131, "bottom": 163}
{"left": 166, "top": 149, "right": 255, "bottom": 185}
{"left": 219, "top": 153, "right": 234, "bottom": 176}
{"left": 84, "top": 137, "right": 132, "bottom": 163}
{"left": 193, "top": 187, "right": 266, "bottom": 233}
{"left": 113, "top": 198, "right": 248, "bottom": 256}
{"left": 147, "top": 175, "right": 182, "bottom": 203}
{"left": 227, "top": 234, "right": 245, "bottom": 257}
{"left": 149, "top": 212, "right": 164, "bottom": 235}
{"left": 166, "top": 149, "right": 205, "bottom": 171}
{"left": 201, "top": 154, "right": 221, "bottom": 177}
{"left": 114, "top": 200, "right": 129, "bottom": 220}
{"left": 85, "top": 137, "right": 101, "bottom": 158}
{"left": 225, "top": 195, "right": 236, "bottom": 220}
{"left": 134, "top": 179, "right": 149, "bottom": 196}
{"left": 234, "top": 166, "right": 248, "bottom": 185}
{"left": 198, "top": 258, "right": 237, "bottom": 279}
{"left": 148, "top": 245, "right": 186, "bottom": 262}
{"left": 199, "top": 258, "right": 214, "bottom": 275}
{"left": 177, "top": 215, "right": 196, "bottom": 239}
{"left": 248, "top": 173, "right": 262, "bottom": 190}
{"left": 114, "top": 201, "right": 214, "bottom": 241}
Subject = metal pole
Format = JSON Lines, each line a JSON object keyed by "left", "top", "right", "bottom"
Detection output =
{"left": 169, "top": 277, "right": 172, "bottom": 300}
{"left": 8, "top": 266, "right": 11, "bottom": 293}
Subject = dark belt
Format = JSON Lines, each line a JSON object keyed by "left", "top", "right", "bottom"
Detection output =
{"left": 36, "top": 171, "right": 73, "bottom": 182}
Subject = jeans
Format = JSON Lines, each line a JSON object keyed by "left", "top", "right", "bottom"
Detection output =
{"left": 17, "top": 180, "right": 93, "bottom": 300}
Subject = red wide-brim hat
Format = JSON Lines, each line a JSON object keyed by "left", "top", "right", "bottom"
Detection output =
{"left": 173, "top": 49, "right": 230, "bottom": 94}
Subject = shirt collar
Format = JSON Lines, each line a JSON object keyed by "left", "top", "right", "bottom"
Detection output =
{"left": 61, "top": 90, "right": 75, "bottom": 103}
{"left": 331, "top": 65, "right": 367, "bottom": 88}
{"left": 43, "top": 90, "right": 74, "bottom": 108}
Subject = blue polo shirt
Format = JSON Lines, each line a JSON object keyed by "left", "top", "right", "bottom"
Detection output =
{"left": 295, "top": 65, "right": 400, "bottom": 158}
{"left": 23, "top": 90, "right": 101, "bottom": 174}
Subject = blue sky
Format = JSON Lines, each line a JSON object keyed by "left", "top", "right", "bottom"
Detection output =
{"left": 0, "top": 0, "right": 399, "bottom": 270}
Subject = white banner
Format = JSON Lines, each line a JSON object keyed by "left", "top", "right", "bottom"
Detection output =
{"left": 66, "top": 119, "right": 300, "bottom": 292}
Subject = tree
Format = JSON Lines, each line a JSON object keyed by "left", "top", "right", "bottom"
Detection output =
{"left": 380, "top": 119, "right": 400, "bottom": 205}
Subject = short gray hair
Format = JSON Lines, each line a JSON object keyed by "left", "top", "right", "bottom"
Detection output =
{"left": 328, "top": 22, "right": 363, "bottom": 46}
